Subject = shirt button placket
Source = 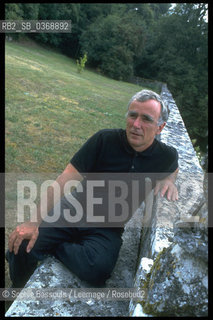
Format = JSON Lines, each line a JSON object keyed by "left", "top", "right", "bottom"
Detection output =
{"left": 130, "top": 152, "right": 138, "bottom": 172}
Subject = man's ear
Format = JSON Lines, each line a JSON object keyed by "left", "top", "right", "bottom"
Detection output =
{"left": 156, "top": 122, "right": 166, "bottom": 135}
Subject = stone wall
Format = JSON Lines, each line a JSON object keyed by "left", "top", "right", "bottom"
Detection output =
{"left": 129, "top": 84, "right": 208, "bottom": 317}
{"left": 5, "top": 85, "right": 208, "bottom": 317}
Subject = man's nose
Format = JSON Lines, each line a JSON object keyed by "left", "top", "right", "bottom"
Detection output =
{"left": 133, "top": 117, "right": 141, "bottom": 128}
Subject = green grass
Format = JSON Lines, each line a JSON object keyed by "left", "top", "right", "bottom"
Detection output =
{"left": 5, "top": 39, "right": 151, "bottom": 173}
{"left": 5, "top": 38, "right": 153, "bottom": 293}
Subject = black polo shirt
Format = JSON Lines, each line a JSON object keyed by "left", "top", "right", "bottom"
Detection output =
{"left": 70, "top": 128, "right": 178, "bottom": 176}
{"left": 70, "top": 129, "right": 178, "bottom": 230}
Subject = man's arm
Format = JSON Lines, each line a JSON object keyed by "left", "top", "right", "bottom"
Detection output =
{"left": 154, "top": 167, "right": 179, "bottom": 201}
{"left": 8, "top": 163, "right": 82, "bottom": 255}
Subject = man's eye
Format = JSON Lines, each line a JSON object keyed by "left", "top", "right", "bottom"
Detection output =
{"left": 129, "top": 112, "right": 137, "bottom": 118}
{"left": 142, "top": 116, "right": 153, "bottom": 123}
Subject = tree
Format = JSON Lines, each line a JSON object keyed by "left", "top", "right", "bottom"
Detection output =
{"left": 76, "top": 53, "right": 87, "bottom": 73}
{"left": 21, "top": 3, "right": 39, "bottom": 20}
{"left": 79, "top": 10, "right": 145, "bottom": 80}
{"left": 5, "top": 3, "right": 24, "bottom": 20}
{"left": 134, "top": 4, "right": 208, "bottom": 153}
{"left": 5, "top": 4, "right": 24, "bottom": 39}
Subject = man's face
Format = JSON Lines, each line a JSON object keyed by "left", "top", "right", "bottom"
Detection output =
{"left": 126, "top": 99, "right": 166, "bottom": 152}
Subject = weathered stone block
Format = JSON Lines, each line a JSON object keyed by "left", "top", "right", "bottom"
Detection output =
{"left": 141, "top": 243, "right": 208, "bottom": 317}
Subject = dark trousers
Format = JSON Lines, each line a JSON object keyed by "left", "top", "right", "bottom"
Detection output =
{"left": 6, "top": 196, "right": 123, "bottom": 288}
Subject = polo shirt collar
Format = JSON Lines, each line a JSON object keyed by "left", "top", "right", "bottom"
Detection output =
{"left": 121, "top": 129, "right": 157, "bottom": 156}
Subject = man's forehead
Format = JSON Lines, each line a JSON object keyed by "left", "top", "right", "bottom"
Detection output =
{"left": 129, "top": 99, "right": 161, "bottom": 113}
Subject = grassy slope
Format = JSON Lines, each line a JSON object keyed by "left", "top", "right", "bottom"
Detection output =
{"left": 5, "top": 39, "right": 147, "bottom": 173}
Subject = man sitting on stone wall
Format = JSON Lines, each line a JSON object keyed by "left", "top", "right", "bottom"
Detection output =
{"left": 6, "top": 89, "right": 179, "bottom": 288}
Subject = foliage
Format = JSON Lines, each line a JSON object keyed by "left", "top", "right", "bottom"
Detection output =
{"left": 134, "top": 3, "right": 208, "bottom": 153}
{"left": 21, "top": 3, "right": 40, "bottom": 20}
{"left": 79, "top": 11, "right": 145, "bottom": 80}
{"left": 76, "top": 53, "right": 87, "bottom": 73}
{"left": 5, "top": 3, "right": 24, "bottom": 20}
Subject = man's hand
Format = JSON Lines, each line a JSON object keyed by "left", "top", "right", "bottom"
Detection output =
{"left": 8, "top": 222, "right": 39, "bottom": 255}
{"left": 154, "top": 168, "right": 179, "bottom": 201}
{"left": 8, "top": 163, "right": 81, "bottom": 256}
{"left": 154, "top": 178, "right": 178, "bottom": 201}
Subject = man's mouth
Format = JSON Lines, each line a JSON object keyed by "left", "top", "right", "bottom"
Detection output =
{"left": 130, "top": 131, "right": 142, "bottom": 137}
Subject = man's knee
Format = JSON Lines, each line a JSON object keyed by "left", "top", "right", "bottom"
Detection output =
{"left": 6, "top": 239, "right": 29, "bottom": 261}
{"left": 6, "top": 240, "right": 38, "bottom": 288}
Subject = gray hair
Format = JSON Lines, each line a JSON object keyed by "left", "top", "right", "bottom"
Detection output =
{"left": 127, "top": 89, "right": 169, "bottom": 125}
